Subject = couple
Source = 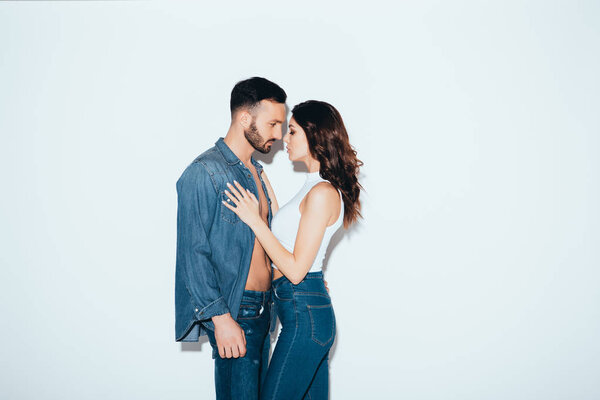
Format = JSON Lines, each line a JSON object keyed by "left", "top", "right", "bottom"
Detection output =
{"left": 175, "top": 77, "right": 362, "bottom": 400}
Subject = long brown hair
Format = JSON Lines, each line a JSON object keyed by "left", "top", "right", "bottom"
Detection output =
{"left": 292, "top": 100, "right": 363, "bottom": 227}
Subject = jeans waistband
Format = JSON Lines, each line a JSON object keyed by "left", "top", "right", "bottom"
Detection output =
{"left": 272, "top": 271, "right": 323, "bottom": 287}
{"left": 242, "top": 289, "right": 272, "bottom": 305}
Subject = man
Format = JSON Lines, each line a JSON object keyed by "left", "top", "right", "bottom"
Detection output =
{"left": 175, "top": 77, "right": 286, "bottom": 399}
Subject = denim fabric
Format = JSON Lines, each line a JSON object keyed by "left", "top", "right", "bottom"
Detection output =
{"left": 261, "top": 272, "right": 336, "bottom": 400}
{"left": 206, "top": 290, "right": 272, "bottom": 400}
{"left": 175, "top": 137, "right": 273, "bottom": 342}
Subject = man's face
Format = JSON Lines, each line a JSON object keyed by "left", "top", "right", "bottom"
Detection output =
{"left": 243, "top": 100, "right": 286, "bottom": 154}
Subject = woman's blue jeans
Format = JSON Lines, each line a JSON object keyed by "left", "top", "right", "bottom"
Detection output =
{"left": 261, "top": 271, "right": 336, "bottom": 400}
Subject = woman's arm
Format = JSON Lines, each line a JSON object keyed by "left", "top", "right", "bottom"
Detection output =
{"left": 223, "top": 181, "right": 339, "bottom": 284}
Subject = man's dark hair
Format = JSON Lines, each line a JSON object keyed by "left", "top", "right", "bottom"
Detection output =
{"left": 230, "top": 77, "right": 287, "bottom": 116}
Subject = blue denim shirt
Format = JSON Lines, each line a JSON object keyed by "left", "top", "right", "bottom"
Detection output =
{"left": 175, "top": 137, "right": 273, "bottom": 342}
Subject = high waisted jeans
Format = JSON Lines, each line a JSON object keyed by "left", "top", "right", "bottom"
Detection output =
{"left": 206, "top": 289, "right": 272, "bottom": 400}
{"left": 261, "top": 271, "right": 336, "bottom": 400}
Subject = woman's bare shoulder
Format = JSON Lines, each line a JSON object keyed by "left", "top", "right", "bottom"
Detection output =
{"left": 306, "top": 181, "right": 340, "bottom": 206}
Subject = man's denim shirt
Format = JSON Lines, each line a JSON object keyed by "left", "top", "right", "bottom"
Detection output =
{"left": 175, "top": 137, "right": 273, "bottom": 342}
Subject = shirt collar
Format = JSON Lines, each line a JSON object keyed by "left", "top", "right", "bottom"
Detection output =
{"left": 215, "top": 137, "right": 264, "bottom": 172}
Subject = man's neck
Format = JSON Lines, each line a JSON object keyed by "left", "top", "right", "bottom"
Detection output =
{"left": 223, "top": 129, "right": 254, "bottom": 165}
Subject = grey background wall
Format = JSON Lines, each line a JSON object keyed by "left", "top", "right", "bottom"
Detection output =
{"left": 1, "top": 1, "right": 599, "bottom": 399}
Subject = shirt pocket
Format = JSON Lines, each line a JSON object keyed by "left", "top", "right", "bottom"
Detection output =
{"left": 220, "top": 191, "right": 240, "bottom": 224}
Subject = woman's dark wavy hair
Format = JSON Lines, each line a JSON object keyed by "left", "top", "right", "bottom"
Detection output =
{"left": 292, "top": 100, "right": 363, "bottom": 228}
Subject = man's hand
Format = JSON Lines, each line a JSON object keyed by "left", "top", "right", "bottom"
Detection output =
{"left": 212, "top": 313, "right": 246, "bottom": 358}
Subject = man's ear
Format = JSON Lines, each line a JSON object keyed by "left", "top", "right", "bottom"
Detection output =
{"left": 239, "top": 110, "right": 252, "bottom": 129}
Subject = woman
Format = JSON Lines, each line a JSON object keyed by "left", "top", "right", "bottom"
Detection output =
{"left": 222, "top": 100, "right": 362, "bottom": 400}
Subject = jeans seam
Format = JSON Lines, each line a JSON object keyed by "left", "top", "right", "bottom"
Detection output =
{"left": 293, "top": 292, "right": 329, "bottom": 298}
{"left": 270, "top": 288, "right": 299, "bottom": 400}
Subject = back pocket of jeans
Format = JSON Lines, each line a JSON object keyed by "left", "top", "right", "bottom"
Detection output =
{"left": 307, "top": 304, "right": 335, "bottom": 346}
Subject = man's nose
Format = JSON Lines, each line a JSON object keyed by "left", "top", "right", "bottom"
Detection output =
{"left": 274, "top": 127, "right": 283, "bottom": 140}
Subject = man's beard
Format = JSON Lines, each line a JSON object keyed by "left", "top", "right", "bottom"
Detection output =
{"left": 244, "top": 121, "right": 272, "bottom": 154}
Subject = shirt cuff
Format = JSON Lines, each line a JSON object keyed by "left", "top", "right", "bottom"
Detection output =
{"left": 195, "top": 296, "right": 230, "bottom": 322}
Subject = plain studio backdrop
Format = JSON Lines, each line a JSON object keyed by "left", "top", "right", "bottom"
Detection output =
{"left": 1, "top": 1, "right": 599, "bottom": 399}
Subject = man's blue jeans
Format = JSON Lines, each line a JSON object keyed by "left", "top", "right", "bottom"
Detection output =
{"left": 206, "top": 290, "right": 272, "bottom": 400}
{"left": 261, "top": 272, "right": 336, "bottom": 400}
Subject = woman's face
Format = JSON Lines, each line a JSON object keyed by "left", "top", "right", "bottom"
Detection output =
{"left": 283, "top": 117, "right": 311, "bottom": 162}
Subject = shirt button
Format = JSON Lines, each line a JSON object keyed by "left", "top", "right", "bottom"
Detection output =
{"left": 195, "top": 308, "right": 199, "bottom": 312}
{"left": 239, "top": 162, "right": 242, "bottom": 165}
{"left": 247, "top": 173, "right": 251, "bottom": 178}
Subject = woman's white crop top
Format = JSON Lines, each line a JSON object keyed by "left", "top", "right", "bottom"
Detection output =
{"left": 270, "top": 171, "right": 344, "bottom": 273}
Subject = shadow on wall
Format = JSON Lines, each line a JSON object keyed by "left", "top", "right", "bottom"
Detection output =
{"left": 253, "top": 138, "right": 282, "bottom": 165}
{"left": 253, "top": 137, "right": 309, "bottom": 175}
{"left": 321, "top": 210, "right": 363, "bottom": 361}
{"left": 180, "top": 333, "right": 210, "bottom": 352}
{"left": 321, "top": 171, "right": 367, "bottom": 365}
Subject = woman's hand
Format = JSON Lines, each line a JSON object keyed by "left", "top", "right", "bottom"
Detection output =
{"left": 222, "top": 181, "right": 262, "bottom": 227}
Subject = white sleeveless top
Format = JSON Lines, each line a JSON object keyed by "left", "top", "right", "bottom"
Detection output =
{"left": 271, "top": 171, "right": 344, "bottom": 273}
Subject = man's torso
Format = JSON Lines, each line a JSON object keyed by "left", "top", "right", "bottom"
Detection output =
{"left": 244, "top": 162, "right": 272, "bottom": 291}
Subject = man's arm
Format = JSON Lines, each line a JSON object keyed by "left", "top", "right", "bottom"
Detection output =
{"left": 176, "top": 163, "right": 229, "bottom": 320}
{"left": 176, "top": 163, "right": 246, "bottom": 358}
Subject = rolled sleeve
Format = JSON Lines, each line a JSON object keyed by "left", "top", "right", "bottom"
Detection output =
{"left": 195, "top": 296, "right": 229, "bottom": 320}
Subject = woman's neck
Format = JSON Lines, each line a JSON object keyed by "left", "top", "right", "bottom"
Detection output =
{"left": 304, "top": 158, "right": 320, "bottom": 173}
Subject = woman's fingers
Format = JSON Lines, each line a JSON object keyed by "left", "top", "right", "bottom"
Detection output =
{"left": 222, "top": 200, "right": 237, "bottom": 212}
{"left": 225, "top": 181, "right": 259, "bottom": 209}
{"left": 224, "top": 189, "right": 239, "bottom": 204}
{"left": 233, "top": 181, "right": 256, "bottom": 206}
{"left": 233, "top": 180, "right": 247, "bottom": 196}
{"left": 227, "top": 181, "right": 245, "bottom": 202}
{"left": 245, "top": 189, "right": 259, "bottom": 204}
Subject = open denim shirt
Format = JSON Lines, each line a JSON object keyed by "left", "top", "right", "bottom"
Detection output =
{"left": 175, "top": 138, "right": 273, "bottom": 342}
